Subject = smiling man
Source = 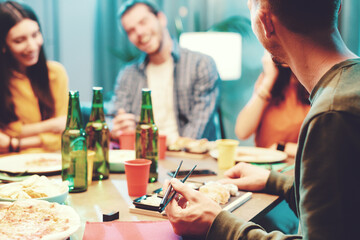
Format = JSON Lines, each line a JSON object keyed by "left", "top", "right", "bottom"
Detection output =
{"left": 110, "top": 0, "right": 221, "bottom": 144}
{"left": 165, "top": 0, "right": 360, "bottom": 239}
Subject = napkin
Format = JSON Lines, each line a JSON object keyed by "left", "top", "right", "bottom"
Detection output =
{"left": 83, "top": 220, "right": 181, "bottom": 240}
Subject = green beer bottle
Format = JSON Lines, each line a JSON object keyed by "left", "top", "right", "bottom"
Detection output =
{"left": 61, "top": 90, "right": 88, "bottom": 193}
{"left": 85, "top": 87, "right": 110, "bottom": 180}
{"left": 136, "top": 88, "right": 158, "bottom": 183}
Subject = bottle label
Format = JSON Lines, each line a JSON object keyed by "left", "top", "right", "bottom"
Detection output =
{"left": 70, "top": 137, "right": 87, "bottom": 151}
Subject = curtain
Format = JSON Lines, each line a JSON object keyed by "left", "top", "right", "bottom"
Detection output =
{"left": 93, "top": 0, "right": 123, "bottom": 101}
{"left": 339, "top": 0, "right": 360, "bottom": 55}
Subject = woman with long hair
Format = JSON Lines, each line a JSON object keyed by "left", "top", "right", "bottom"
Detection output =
{"left": 0, "top": 1, "right": 68, "bottom": 154}
{"left": 235, "top": 51, "right": 310, "bottom": 157}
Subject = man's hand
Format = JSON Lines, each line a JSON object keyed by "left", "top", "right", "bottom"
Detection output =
{"left": 110, "top": 109, "right": 136, "bottom": 139}
{"left": 164, "top": 178, "right": 222, "bottom": 238}
{"left": 218, "top": 162, "right": 271, "bottom": 191}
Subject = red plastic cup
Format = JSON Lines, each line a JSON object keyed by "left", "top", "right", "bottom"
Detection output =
{"left": 119, "top": 132, "right": 135, "bottom": 150}
{"left": 124, "top": 159, "right": 151, "bottom": 197}
{"left": 158, "top": 135, "right": 167, "bottom": 160}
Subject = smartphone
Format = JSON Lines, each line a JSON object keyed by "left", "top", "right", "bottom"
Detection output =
{"left": 167, "top": 169, "right": 217, "bottom": 177}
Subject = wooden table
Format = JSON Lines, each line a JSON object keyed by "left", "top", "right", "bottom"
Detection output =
{"left": 65, "top": 154, "right": 293, "bottom": 239}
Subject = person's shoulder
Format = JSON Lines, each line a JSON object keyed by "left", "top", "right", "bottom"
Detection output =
{"left": 307, "top": 58, "right": 360, "bottom": 121}
{"left": 342, "top": 58, "right": 360, "bottom": 75}
{"left": 179, "top": 47, "right": 216, "bottom": 65}
{"left": 46, "top": 61, "right": 67, "bottom": 74}
{"left": 180, "top": 47, "right": 209, "bottom": 58}
{"left": 46, "top": 61, "right": 68, "bottom": 81}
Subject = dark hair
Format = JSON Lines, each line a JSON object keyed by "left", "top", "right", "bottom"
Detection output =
{"left": 271, "top": 66, "right": 309, "bottom": 106}
{"left": 267, "top": 0, "right": 341, "bottom": 34}
{"left": 118, "top": 0, "right": 159, "bottom": 20}
{"left": 0, "top": 1, "right": 55, "bottom": 129}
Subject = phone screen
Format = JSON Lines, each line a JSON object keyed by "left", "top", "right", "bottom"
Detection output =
{"left": 167, "top": 169, "right": 217, "bottom": 177}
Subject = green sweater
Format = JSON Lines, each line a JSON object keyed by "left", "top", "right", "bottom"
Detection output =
{"left": 206, "top": 59, "right": 360, "bottom": 240}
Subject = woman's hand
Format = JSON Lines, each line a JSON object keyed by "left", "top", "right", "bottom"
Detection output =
{"left": 261, "top": 51, "right": 279, "bottom": 90}
{"left": 43, "top": 116, "right": 67, "bottom": 133}
{"left": 20, "top": 116, "right": 67, "bottom": 137}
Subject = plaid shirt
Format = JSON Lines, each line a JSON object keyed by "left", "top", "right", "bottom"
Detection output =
{"left": 112, "top": 40, "right": 221, "bottom": 140}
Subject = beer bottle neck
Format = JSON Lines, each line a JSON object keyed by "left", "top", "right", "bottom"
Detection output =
{"left": 89, "top": 89, "right": 105, "bottom": 122}
{"left": 139, "top": 91, "right": 154, "bottom": 124}
{"left": 66, "top": 91, "right": 84, "bottom": 129}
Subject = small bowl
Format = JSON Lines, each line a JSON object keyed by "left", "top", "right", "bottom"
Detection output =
{"left": 109, "top": 150, "right": 136, "bottom": 173}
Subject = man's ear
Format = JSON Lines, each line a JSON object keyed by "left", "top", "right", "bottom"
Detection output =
{"left": 157, "top": 12, "right": 168, "bottom": 27}
{"left": 258, "top": 10, "right": 274, "bottom": 38}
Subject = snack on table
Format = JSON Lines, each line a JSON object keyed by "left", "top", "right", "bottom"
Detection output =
{"left": 0, "top": 199, "right": 80, "bottom": 240}
{"left": 167, "top": 137, "right": 193, "bottom": 151}
{"left": 167, "top": 137, "right": 216, "bottom": 154}
{"left": 0, "top": 175, "right": 68, "bottom": 200}
{"left": 199, "top": 182, "right": 238, "bottom": 204}
{"left": 140, "top": 194, "right": 162, "bottom": 206}
{"left": 185, "top": 139, "right": 210, "bottom": 154}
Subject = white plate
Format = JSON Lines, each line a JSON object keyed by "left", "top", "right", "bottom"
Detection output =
{"left": 0, "top": 153, "right": 61, "bottom": 174}
{"left": 0, "top": 175, "right": 69, "bottom": 204}
{"left": 0, "top": 199, "right": 80, "bottom": 240}
{"left": 210, "top": 146, "right": 288, "bottom": 163}
{"left": 109, "top": 150, "right": 136, "bottom": 172}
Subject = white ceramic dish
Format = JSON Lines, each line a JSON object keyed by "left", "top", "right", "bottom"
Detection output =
{"left": 109, "top": 149, "right": 136, "bottom": 172}
{"left": 0, "top": 199, "right": 80, "bottom": 240}
{"left": 0, "top": 153, "right": 61, "bottom": 174}
{"left": 210, "top": 146, "right": 288, "bottom": 163}
{"left": 0, "top": 190, "right": 68, "bottom": 204}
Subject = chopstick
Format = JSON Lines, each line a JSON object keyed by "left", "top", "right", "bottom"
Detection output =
{"left": 160, "top": 164, "right": 197, "bottom": 212}
{"left": 160, "top": 160, "right": 183, "bottom": 208}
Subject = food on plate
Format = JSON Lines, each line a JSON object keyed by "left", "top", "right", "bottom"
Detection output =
{"left": 167, "top": 137, "right": 193, "bottom": 151}
{"left": 140, "top": 194, "right": 162, "bottom": 206}
{"left": 25, "top": 157, "right": 60, "bottom": 167}
{"left": 167, "top": 137, "right": 216, "bottom": 154}
{"left": 0, "top": 175, "right": 68, "bottom": 200}
{"left": 0, "top": 199, "right": 80, "bottom": 240}
{"left": 184, "top": 139, "right": 211, "bottom": 154}
{"left": 223, "top": 183, "right": 240, "bottom": 197}
{"left": 199, "top": 182, "right": 238, "bottom": 204}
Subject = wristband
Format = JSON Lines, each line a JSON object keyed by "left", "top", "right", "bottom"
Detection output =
{"left": 276, "top": 142, "right": 286, "bottom": 151}
{"left": 9, "top": 137, "right": 21, "bottom": 152}
{"left": 14, "top": 137, "right": 20, "bottom": 152}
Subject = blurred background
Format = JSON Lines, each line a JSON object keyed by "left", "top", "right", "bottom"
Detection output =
{"left": 4, "top": 0, "right": 360, "bottom": 144}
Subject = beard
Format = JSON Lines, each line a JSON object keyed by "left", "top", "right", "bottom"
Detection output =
{"left": 265, "top": 44, "right": 288, "bottom": 67}
{"left": 271, "top": 54, "right": 288, "bottom": 67}
{"left": 253, "top": 22, "right": 289, "bottom": 66}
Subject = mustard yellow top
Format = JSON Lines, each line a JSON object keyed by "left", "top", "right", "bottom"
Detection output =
{"left": 2, "top": 61, "right": 69, "bottom": 153}
{"left": 255, "top": 77, "right": 310, "bottom": 148}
